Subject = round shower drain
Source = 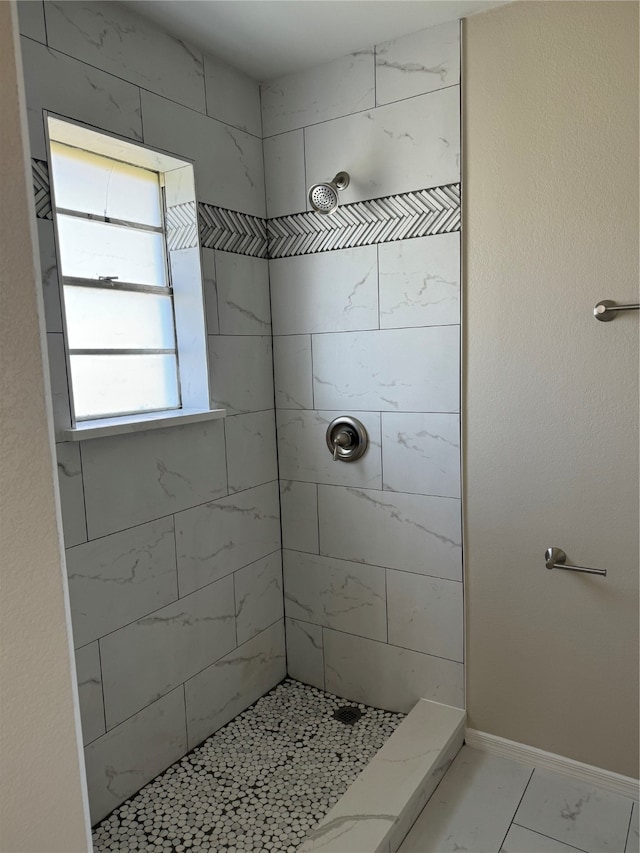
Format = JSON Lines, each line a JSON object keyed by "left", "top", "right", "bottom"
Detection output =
{"left": 332, "top": 705, "right": 364, "bottom": 725}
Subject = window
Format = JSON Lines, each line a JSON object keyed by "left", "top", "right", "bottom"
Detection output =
{"left": 47, "top": 116, "right": 216, "bottom": 436}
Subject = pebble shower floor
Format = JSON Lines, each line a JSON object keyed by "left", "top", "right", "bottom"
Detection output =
{"left": 92, "top": 679, "right": 405, "bottom": 852}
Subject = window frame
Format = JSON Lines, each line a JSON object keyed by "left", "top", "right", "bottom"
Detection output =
{"left": 45, "top": 113, "right": 224, "bottom": 440}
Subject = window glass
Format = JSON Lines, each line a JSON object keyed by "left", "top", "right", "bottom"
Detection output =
{"left": 70, "top": 355, "right": 180, "bottom": 420}
{"left": 56, "top": 215, "right": 167, "bottom": 286}
{"left": 64, "top": 287, "right": 176, "bottom": 350}
{"left": 50, "top": 141, "right": 162, "bottom": 226}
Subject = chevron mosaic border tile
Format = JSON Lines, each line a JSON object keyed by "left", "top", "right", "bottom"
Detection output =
{"left": 31, "top": 159, "right": 460, "bottom": 260}
{"left": 267, "top": 184, "right": 461, "bottom": 259}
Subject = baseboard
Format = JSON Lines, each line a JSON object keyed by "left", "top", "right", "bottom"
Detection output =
{"left": 465, "top": 728, "right": 639, "bottom": 800}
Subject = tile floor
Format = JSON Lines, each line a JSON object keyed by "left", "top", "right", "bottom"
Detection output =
{"left": 398, "top": 745, "right": 639, "bottom": 853}
{"left": 92, "top": 678, "right": 404, "bottom": 853}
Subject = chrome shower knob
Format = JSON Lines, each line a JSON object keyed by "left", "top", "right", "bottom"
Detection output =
{"left": 326, "top": 416, "right": 368, "bottom": 463}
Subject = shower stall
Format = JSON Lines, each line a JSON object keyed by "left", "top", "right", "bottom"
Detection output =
{"left": 18, "top": 1, "right": 464, "bottom": 849}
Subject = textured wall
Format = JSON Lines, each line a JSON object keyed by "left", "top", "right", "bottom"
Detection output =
{"left": 464, "top": 0, "right": 639, "bottom": 777}
{"left": 262, "top": 22, "right": 464, "bottom": 713}
{"left": 0, "top": 4, "right": 90, "bottom": 849}
{"left": 18, "top": 0, "right": 284, "bottom": 823}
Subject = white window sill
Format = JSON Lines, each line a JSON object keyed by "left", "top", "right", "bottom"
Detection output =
{"left": 62, "top": 407, "right": 226, "bottom": 442}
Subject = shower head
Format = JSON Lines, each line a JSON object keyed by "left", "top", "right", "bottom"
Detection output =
{"left": 308, "top": 171, "right": 350, "bottom": 215}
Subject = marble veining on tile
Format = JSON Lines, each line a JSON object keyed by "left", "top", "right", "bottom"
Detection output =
{"left": 93, "top": 679, "right": 404, "bottom": 852}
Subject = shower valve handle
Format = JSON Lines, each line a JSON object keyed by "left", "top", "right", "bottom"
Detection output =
{"left": 332, "top": 430, "right": 353, "bottom": 461}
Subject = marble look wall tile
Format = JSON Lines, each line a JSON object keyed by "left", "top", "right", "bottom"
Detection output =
{"left": 215, "top": 252, "right": 271, "bottom": 335}
{"left": 204, "top": 54, "right": 261, "bottom": 137}
{"left": 627, "top": 803, "right": 639, "bottom": 853}
{"left": 20, "top": 37, "right": 142, "bottom": 161}
{"left": 100, "top": 575, "right": 235, "bottom": 729}
{"left": 285, "top": 618, "right": 324, "bottom": 690}
{"left": 515, "top": 769, "right": 634, "bottom": 853}
{"left": 270, "top": 246, "right": 378, "bottom": 335}
{"left": 185, "top": 620, "right": 285, "bottom": 749}
{"left": 318, "top": 485, "right": 462, "bottom": 581}
{"left": 66, "top": 517, "right": 178, "bottom": 648}
{"left": 375, "top": 20, "right": 460, "bottom": 106}
{"left": 55, "top": 442, "right": 87, "bottom": 547}
{"left": 45, "top": 1, "right": 206, "bottom": 112}
{"left": 305, "top": 87, "right": 459, "bottom": 205}
{"left": 235, "top": 552, "right": 283, "bottom": 645}
{"left": 75, "top": 642, "right": 105, "bottom": 746}
{"left": 36, "top": 220, "right": 63, "bottom": 334}
{"left": 82, "top": 419, "right": 227, "bottom": 539}
{"left": 280, "top": 480, "right": 319, "bottom": 554}
{"left": 324, "top": 628, "right": 464, "bottom": 712}
{"left": 225, "top": 411, "right": 278, "bottom": 494}
{"left": 201, "top": 249, "right": 219, "bottom": 335}
{"left": 386, "top": 570, "right": 463, "bottom": 661}
{"left": 398, "top": 747, "right": 532, "bottom": 853}
{"left": 208, "top": 335, "right": 274, "bottom": 415}
{"left": 141, "top": 91, "right": 265, "bottom": 218}
{"left": 84, "top": 687, "right": 186, "bottom": 824}
{"left": 277, "top": 410, "right": 382, "bottom": 489}
{"left": 313, "top": 326, "right": 460, "bottom": 413}
{"left": 284, "top": 550, "right": 386, "bottom": 642}
{"left": 273, "top": 335, "right": 313, "bottom": 410}
{"left": 175, "top": 481, "right": 281, "bottom": 597}
{"left": 382, "top": 413, "right": 461, "bottom": 498}
{"left": 379, "top": 233, "right": 460, "bottom": 329}
{"left": 263, "top": 131, "right": 306, "bottom": 217}
{"left": 261, "top": 51, "right": 375, "bottom": 137}
{"left": 17, "top": 1, "right": 46, "bottom": 43}
{"left": 47, "top": 333, "right": 70, "bottom": 440}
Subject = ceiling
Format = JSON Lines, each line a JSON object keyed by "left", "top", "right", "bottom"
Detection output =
{"left": 123, "top": 0, "right": 508, "bottom": 81}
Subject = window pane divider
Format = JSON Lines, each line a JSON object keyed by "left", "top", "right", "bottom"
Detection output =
{"left": 56, "top": 207, "right": 164, "bottom": 233}
{"left": 62, "top": 277, "right": 171, "bottom": 295}
{"left": 69, "top": 348, "right": 176, "bottom": 356}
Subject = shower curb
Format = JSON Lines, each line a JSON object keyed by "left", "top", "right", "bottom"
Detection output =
{"left": 298, "top": 698, "right": 466, "bottom": 853}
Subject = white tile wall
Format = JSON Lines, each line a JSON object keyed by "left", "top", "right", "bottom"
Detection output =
{"left": 305, "top": 87, "right": 460, "bottom": 205}
{"left": 225, "top": 410, "right": 278, "bottom": 493}
{"left": 318, "top": 486, "right": 462, "bottom": 581}
{"left": 201, "top": 250, "right": 219, "bottom": 335}
{"left": 75, "top": 642, "right": 105, "bottom": 746}
{"left": 215, "top": 252, "right": 271, "bottom": 335}
{"left": 277, "top": 410, "right": 382, "bottom": 489}
{"left": 273, "top": 335, "right": 313, "bottom": 410}
{"left": 175, "top": 481, "right": 281, "bottom": 597}
{"left": 204, "top": 53, "right": 262, "bottom": 137}
{"left": 263, "top": 130, "right": 307, "bottom": 217}
{"left": 84, "top": 688, "right": 187, "bottom": 824}
{"left": 284, "top": 550, "right": 387, "bottom": 642}
{"left": 375, "top": 20, "right": 460, "bottom": 106}
{"left": 279, "top": 480, "right": 319, "bottom": 553}
{"left": 81, "top": 420, "right": 228, "bottom": 539}
{"left": 234, "top": 552, "right": 284, "bottom": 645}
{"left": 386, "top": 570, "right": 464, "bottom": 661}
{"left": 141, "top": 90, "right": 265, "bottom": 217}
{"left": 66, "top": 517, "right": 178, "bottom": 648}
{"left": 185, "top": 620, "right": 286, "bottom": 749}
{"left": 36, "top": 220, "right": 63, "bottom": 334}
{"left": 323, "top": 629, "right": 464, "bottom": 712}
{"left": 17, "top": 0, "right": 46, "bottom": 43}
{"left": 208, "top": 335, "right": 274, "bottom": 414}
{"left": 285, "top": 618, "right": 324, "bottom": 690}
{"left": 100, "top": 574, "right": 236, "bottom": 728}
{"left": 261, "top": 51, "right": 375, "bottom": 137}
{"left": 270, "top": 246, "right": 378, "bottom": 335}
{"left": 379, "top": 233, "right": 460, "bottom": 329}
{"left": 20, "top": 37, "right": 143, "bottom": 161}
{"left": 312, "top": 326, "right": 460, "bottom": 413}
{"left": 55, "top": 442, "right": 87, "bottom": 547}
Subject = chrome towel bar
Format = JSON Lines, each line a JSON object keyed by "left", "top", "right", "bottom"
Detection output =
{"left": 545, "top": 547, "right": 607, "bottom": 577}
{"left": 594, "top": 300, "right": 640, "bottom": 321}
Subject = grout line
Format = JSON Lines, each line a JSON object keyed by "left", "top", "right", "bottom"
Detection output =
{"left": 310, "top": 334, "right": 316, "bottom": 408}
{"left": 268, "top": 321, "right": 461, "bottom": 337}
{"left": 96, "top": 638, "right": 108, "bottom": 736}
{"left": 212, "top": 248, "right": 221, "bottom": 335}
{"left": 261, "top": 82, "right": 461, "bottom": 140}
{"left": 315, "top": 483, "right": 321, "bottom": 555}
{"left": 320, "top": 626, "right": 326, "bottom": 691}
{"left": 232, "top": 571, "right": 239, "bottom": 648}
{"left": 373, "top": 46, "right": 377, "bottom": 108}
{"left": 623, "top": 803, "right": 636, "bottom": 853}
{"left": 302, "top": 126, "right": 308, "bottom": 213}
{"left": 41, "top": 0, "right": 48, "bottom": 45}
{"left": 497, "top": 769, "right": 535, "bottom": 853}
{"left": 76, "top": 440, "right": 90, "bottom": 546}
{"left": 511, "top": 824, "right": 591, "bottom": 853}
{"left": 172, "top": 514, "right": 181, "bottom": 599}
{"left": 182, "top": 682, "right": 189, "bottom": 749}
{"left": 384, "top": 567, "right": 389, "bottom": 644}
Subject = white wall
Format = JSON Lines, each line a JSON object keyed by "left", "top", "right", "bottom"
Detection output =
{"left": 0, "top": 4, "right": 91, "bottom": 850}
{"left": 464, "top": 0, "right": 639, "bottom": 778}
